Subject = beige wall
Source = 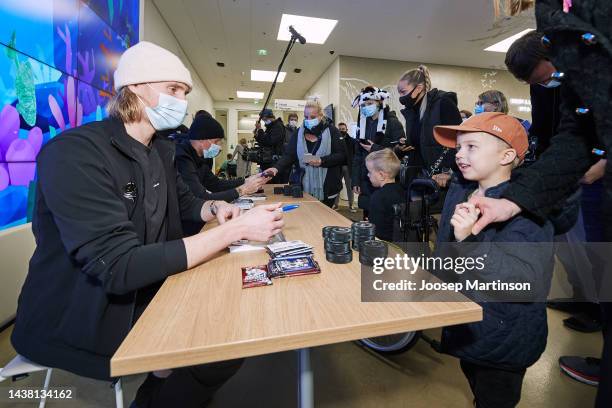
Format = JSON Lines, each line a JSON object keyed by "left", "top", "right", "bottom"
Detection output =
{"left": 141, "top": 0, "right": 214, "bottom": 124}
{"left": 338, "top": 56, "right": 531, "bottom": 127}
{"left": 304, "top": 58, "right": 340, "bottom": 117}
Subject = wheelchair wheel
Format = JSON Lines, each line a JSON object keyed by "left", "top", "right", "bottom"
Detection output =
{"left": 358, "top": 331, "right": 421, "bottom": 354}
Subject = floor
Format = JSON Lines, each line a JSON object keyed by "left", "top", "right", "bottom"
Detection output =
{"left": 0, "top": 204, "right": 601, "bottom": 408}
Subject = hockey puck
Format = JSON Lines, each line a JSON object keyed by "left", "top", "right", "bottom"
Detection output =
{"left": 329, "top": 227, "right": 352, "bottom": 242}
{"left": 324, "top": 240, "right": 352, "bottom": 253}
{"left": 326, "top": 251, "right": 353, "bottom": 264}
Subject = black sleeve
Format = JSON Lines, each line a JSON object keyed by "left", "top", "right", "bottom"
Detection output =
{"left": 199, "top": 164, "right": 243, "bottom": 192}
{"left": 320, "top": 127, "right": 346, "bottom": 168}
{"left": 274, "top": 132, "right": 299, "bottom": 172}
{"left": 351, "top": 147, "right": 363, "bottom": 187}
{"left": 38, "top": 137, "right": 189, "bottom": 296}
{"left": 174, "top": 170, "right": 206, "bottom": 222}
{"left": 438, "top": 97, "right": 462, "bottom": 169}
{"left": 502, "top": 88, "right": 592, "bottom": 221}
{"left": 255, "top": 123, "right": 284, "bottom": 147}
{"left": 175, "top": 152, "right": 208, "bottom": 198}
{"left": 372, "top": 114, "right": 405, "bottom": 152}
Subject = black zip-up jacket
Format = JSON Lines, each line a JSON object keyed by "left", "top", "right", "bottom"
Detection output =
{"left": 11, "top": 118, "right": 205, "bottom": 381}
{"left": 175, "top": 140, "right": 244, "bottom": 202}
{"left": 400, "top": 88, "right": 462, "bottom": 171}
{"left": 255, "top": 118, "right": 285, "bottom": 158}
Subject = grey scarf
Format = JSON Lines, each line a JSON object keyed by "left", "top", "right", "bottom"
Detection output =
{"left": 296, "top": 125, "right": 331, "bottom": 200}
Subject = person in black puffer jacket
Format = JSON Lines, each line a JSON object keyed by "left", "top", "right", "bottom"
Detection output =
{"left": 396, "top": 65, "right": 463, "bottom": 213}
{"left": 350, "top": 86, "right": 405, "bottom": 218}
{"left": 474, "top": 3, "right": 612, "bottom": 405}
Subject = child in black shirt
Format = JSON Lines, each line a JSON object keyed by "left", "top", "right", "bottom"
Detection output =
{"left": 365, "top": 149, "right": 405, "bottom": 241}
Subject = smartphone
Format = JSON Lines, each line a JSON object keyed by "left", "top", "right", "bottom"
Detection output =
{"left": 389, "top": 140, "right": 401, "bottom": 145}
{"left": 303, "top": 153, "right": 315, "bottom": 163}
{"left": 592, "top": 148, "right": 606, "bottom": 156}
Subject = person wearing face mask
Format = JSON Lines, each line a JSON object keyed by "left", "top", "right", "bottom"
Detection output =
{"left": 396, "top": 65, "right": 462, "bottom": 197}
{"left": 254, "top": 109, "right": 286, "bottom": 183}
{"left": 506, "top": 27, "right": 606, "bottom": 386}
{"left": 175, "top": 112, "right": 271, "bottom": 235}
{"left": 460, "top": 110, "right": 473, "bottom": 122}
{"left": 333, "top": 122, "right": 356, "bottom": 212}
{"left": 351, "top": 86, "right": 405, "bottom": 218}
{"left": 266, "top": 99, "right": 346, "bottom": 207}
{"left": 10, "top": 41, "right": 285, "bottom": 408}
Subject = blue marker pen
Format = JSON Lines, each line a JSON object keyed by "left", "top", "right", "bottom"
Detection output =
{"left": 282, "top": 204, "right": 300, "bottom": 212}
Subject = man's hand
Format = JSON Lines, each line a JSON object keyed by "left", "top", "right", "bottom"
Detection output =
{"left": 235, "top": 203, "right": 284, "bottom": 242}
{"left": 241, "top": 174, "right": 269, "bottom": 195}
{"left": 451, "top": 203, "right": 480, "bottom": 241}
{"left": 581, "top": 159, "right": 606, "bottom": 185}
{"left": 255, "top": 120, "right": 261, "bottom": 130}
{"left": 360, "top": 140, "right": 374, "bottom": 152}
{"left": 215, "top": 201, "right": 241, "bottom": 224}
{"left": 468, "top": 196, "right": 521, "bottom": 235}
{"left": 353, "top": 186, "right": 361, "bottom": 195}
{"left": 432, "top": 173, "right": 451, "bottom": 188}
{"left": 265, "top": 168, "right": 279, "bottom": 177}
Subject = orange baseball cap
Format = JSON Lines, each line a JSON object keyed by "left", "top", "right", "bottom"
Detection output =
{"left": 434, "top": 112, "right": 529, "bottom": 159}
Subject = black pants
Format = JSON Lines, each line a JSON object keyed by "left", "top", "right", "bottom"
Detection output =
{"left": 595, "top": 160, "right": 612, "bottom": 408}
{"left": 460, "top": 360, "right": 526, "bottom": 408}
{"left": 142, "top": 359, "right": 243, "bottom": 408}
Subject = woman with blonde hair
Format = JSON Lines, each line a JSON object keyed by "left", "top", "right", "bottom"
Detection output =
{"left": 267, "top": 99, "right": 346, "bottom": 206}
{"left": 396, "top": 65, "right": 462, "bottom": 208}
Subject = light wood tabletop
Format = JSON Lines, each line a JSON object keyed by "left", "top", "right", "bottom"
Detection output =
{"left": 111, "top": 199, "right": 482, "bottom": 377}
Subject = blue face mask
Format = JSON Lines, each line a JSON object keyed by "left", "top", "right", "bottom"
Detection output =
{"left": 203, "top": 142, "right": 221, "bottom": 159}
{"left": 539, "top": 79, "right": 561, "bottom": 88}
{"left": 264, "top": 119, "right": 272, "bottom": 125}
{"left": 361, "top": 104, "right": 379, "bottom": 118}
{"left": 474, "top": 104, "right": 485, "bottom": 115}
{"left": 141, "top": 84, "right": 188, "bottom": 130}
{"left": 304, "top": 118, "right": 319, "bottom": 130}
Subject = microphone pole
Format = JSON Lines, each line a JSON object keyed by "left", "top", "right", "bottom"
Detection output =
{"left": 258, "top": 26, "right": 306, "bottom": 120}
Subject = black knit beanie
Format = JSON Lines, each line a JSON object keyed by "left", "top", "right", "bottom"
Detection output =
{"left": 188, "top": 112, "right": 225, "bottom": 140}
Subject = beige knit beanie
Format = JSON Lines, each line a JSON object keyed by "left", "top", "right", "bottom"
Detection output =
{"left": 114, "top": 41, "right": 193, "bottom": 91}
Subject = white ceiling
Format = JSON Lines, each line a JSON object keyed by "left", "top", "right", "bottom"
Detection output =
{"left": 153, "top": 0, "right": 535, "bottom": 103}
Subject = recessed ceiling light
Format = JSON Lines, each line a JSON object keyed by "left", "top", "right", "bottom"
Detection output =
{"left": 484, "top": 28, "right": 535, "bottom": 53}
{"left": 251, "top": 70, "right": 286, "bottom": 82}
{"left": 277, "top": 14, "right": 338, "bottom": 45}
{"left": 257, "top": 49, "right": 268, "bottom": 56}
{"left": 294, "top": 68, "right": 302, "bottom": 74}
{"left": 216, "top": 62, "right": 225, "bottom": 67}
{"left": 237, "top": 91, "right": 264, "bottom": 99}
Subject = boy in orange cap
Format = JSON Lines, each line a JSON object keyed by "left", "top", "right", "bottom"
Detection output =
{"left": 432, "top": 112, "right": 554, "bottom": 407}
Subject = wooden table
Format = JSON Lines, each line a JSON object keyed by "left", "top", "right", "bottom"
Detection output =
{"left": 111, "top": 196, "right": 482, "bottom": 407}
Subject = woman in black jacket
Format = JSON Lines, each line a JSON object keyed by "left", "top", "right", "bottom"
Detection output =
{"left": 267, "top": 99, "right": 345, "bottom": 207}
{"left": 350, "top": 86, "right": 405, "bottom": 217}
{"left": 396, "top": 65, "right": 462, "bottom": 191}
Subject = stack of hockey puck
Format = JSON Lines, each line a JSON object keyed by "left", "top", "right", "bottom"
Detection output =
{"left": 359, "top": 240, "right": 389, "bottom": 266}
{"left": 323, "top": 226, "right": 353, "bottom": 264}
{"left": 351, "top": 221, "right": 376, "bottom": 252}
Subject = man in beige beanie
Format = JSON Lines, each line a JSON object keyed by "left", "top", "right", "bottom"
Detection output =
{"left": 11, "top": 41, "right": 284, "bottom": 408}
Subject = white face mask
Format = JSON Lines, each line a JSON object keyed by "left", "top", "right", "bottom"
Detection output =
{"left": 139, "top": 84, "right": 188, "bottom": 130}
{"left": 289, "top": 120, "right": 298, "bottom": 127}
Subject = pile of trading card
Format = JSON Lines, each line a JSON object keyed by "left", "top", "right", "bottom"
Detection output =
{"left": 241, "top": 240, "right": 321, "bottom": 288}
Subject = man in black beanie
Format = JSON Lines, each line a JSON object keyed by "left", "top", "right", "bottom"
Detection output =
{"left": 176, "top": 112, "right": 270, "bottom": 235}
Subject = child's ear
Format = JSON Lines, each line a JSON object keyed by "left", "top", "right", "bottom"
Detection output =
{"left": 500, "top": 148, "right": 518, "bottom": 166}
